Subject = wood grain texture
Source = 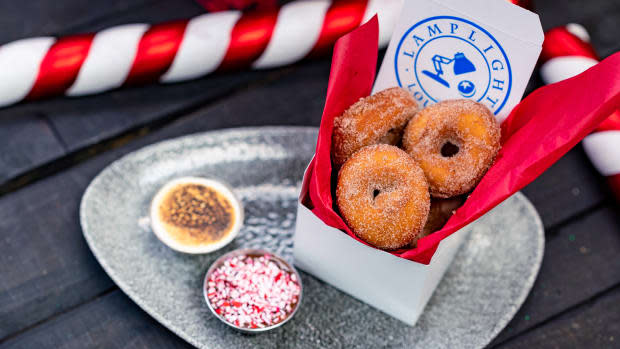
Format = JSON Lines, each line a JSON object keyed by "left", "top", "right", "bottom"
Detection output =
{"left": 521, "top": 147, "right": 610, "bottom": 229}
{"left": 37, "top": 70, "right": 267, "bottom": 151}
{"left": 0, "top": 165, "right": 115, "bottom": 340}
{"left": 0, "top": 0, "right": 157, "bottom": 43}
{"left": 490, "top": 205, "right": 620, "bottom": 346}
{"left": 495, "top": 286, "right": 620, "bottom": 349}
{"left": 0, "top": 291, "right": 193, "bottom": 349}
{"left": 0, "top": 112, "right": 66, "bottom": 184}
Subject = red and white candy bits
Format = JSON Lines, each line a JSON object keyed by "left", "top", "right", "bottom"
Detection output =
{"left": 206, "top": 253, "right": 301, "bottom": 329}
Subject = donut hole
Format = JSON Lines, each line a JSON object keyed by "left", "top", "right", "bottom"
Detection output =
{"left": 370, "top": 182, "right": 396, "bottom": 203}
{"left": 441, "top": 141, "right": 460, "bottom": 157}
{"left": 379, "top": 128, "right": 404, "bottom": 146}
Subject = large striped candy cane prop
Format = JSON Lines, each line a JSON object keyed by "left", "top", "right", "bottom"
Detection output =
{"left": 540, "top": 24, "right": 620, "bottom": 199}
{"left": 0, "top": 0, "right": 402, "bottom": 108}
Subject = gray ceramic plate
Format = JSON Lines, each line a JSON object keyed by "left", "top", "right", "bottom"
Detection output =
{"left": 80, "top": 127, "right": 544, "bottom": 349}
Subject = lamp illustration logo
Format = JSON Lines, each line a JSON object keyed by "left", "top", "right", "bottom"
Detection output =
{"left": 394, "top": 16, "right": 512, "bottom": 115}
{"left": 422, "top": 52, "right": 476, "bottom": 88}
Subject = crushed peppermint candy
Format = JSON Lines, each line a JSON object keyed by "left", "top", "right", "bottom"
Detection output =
{"left": 206, "top": 253, "right": 301, "bottom": 329}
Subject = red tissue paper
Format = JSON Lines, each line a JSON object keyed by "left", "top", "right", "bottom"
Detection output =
{"left": 302, "top": 17, "right": 620, "bottom": 265}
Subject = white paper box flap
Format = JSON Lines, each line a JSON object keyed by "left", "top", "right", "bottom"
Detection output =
{"left": 437, "top": 0, "right": 543, "bottom": 46}
{"left": 373, "top": 0, "right": 543, "bottom": 122}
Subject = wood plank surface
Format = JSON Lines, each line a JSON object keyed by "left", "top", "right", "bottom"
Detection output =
{"left": 0, "top": 0, "right": 157, "bottom": 43}
{"left": 0, "top": 166, "right": 115, "bottom": 340}
{"left": 0, "top": 111, "right": 66, "bottom": 184}
{"left": 0, "top": 291, "right": 193, "bottom": 349}
{"left": 495, "top": 285, "right": 620, "bottom": 349}
{"left": 490, "top": 204, "right": 620, "bottom": 346}
{"left": 521, "top": 148, "right": 610, "bottom": 229}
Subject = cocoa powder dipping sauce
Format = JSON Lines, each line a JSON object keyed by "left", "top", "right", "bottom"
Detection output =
{"left": 150, "top": 177, "right": 243, "bottom": 254}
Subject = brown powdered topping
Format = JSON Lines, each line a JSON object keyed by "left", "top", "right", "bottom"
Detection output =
{"left": 158, "top": 183, "right": 235, "bottom": 246}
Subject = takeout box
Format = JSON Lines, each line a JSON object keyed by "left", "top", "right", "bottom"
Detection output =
{"left": 293, "top": 0, "right": 620, "bottom": 325}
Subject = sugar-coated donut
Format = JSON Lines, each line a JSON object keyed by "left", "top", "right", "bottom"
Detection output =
{"left": 403, "top": 100, "right": 500, "bottom": 198}
{"left": 336, "top": 144, "right": 430, "bottom": 249}
{"left": 332, "top": 87, "right": 418, "bottom": 166}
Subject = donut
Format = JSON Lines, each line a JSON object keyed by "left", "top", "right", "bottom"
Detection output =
{"left": 409, "top": 196, "right": 465, "bottom": 248}
{"left": 332, "top": 87, "right": 418, "bottom": 166}
{"left": 403, "top": 99, "right": 500, "bottom": 198}
{"left": 336, "top": 144, "right": 430, "bottom": 249}
{"left": 422, "top": 196, "right": 465, "bottom": 237}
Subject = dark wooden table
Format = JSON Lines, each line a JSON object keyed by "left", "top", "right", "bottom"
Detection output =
{"left": 0, "top": 1, "right": 619, "bottom": 348}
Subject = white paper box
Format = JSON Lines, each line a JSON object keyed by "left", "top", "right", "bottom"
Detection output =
{"left": 373, "top": 0, "right": 543, "bottom": 122}
{"left": 293, "top": 0, "right": 543, "bottom": 326}
{"left": 294, "top": 199, "right": 469, "bottom": 325}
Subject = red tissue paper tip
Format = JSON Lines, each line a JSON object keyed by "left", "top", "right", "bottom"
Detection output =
{"left": 309, "top": 15, "right": 378, "bottom": 228}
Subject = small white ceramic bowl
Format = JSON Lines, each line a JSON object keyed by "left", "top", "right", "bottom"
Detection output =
{"left": 150, "top": 177, "right": 243, "bottom": 254}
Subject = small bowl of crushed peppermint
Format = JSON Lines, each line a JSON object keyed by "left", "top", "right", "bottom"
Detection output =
{"left": 204, "top": 248, "right": 302, "bottom": 333}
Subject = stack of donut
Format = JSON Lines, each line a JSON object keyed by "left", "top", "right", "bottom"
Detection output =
{"left": 333, "top": 87, "right": 501, "bottom": 250}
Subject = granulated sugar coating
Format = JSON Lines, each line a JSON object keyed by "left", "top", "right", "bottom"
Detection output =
{"left": 403, "top": 99, "right": 501, "bottom": 198}
{"left": 206, "top": 253, "right": 301, "bottom": 329}
{"left": 336, "top": 144, "right": 430, "bottom": 249}
{"left": 332, "top": 87, "right": 418, "bottom": 166}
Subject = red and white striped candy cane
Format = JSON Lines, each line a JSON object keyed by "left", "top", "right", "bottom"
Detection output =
{"left": 0, "top": 0, "right": 402, "bottom": 107}
{"left": 540, "top": 24, "right": 620, "bottom": 199}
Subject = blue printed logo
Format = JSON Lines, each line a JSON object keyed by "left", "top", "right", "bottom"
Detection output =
{"left": 394, "top": 16, "right": 512, "bottom": 115}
